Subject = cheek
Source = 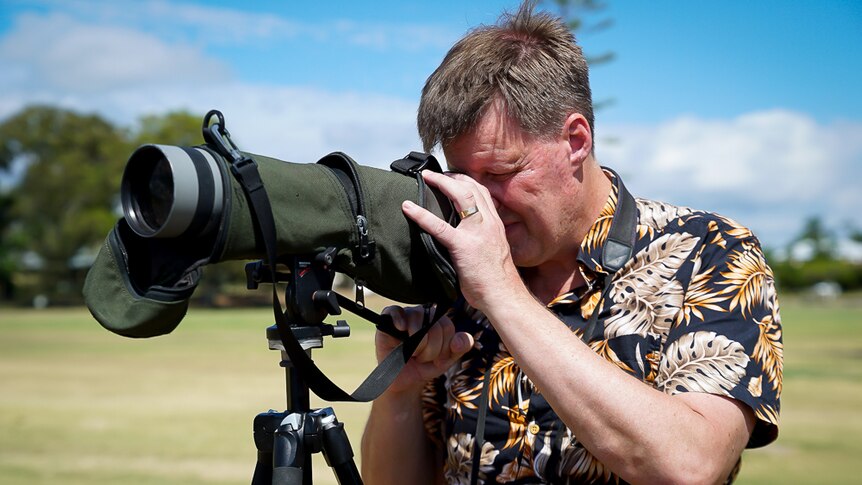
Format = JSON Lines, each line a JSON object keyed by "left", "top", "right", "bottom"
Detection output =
{"left": 491, "top": 176, "right": 551, "bottom": 223}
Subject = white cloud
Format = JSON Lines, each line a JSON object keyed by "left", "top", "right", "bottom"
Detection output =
{"left": 0, "top": 6, "right": 424, "bottom": 174}
{"left": 148, "top": 84, "right": 422, "bottom": 167}
{"left": 0, "top": 12, "right": 231, "bottom": 94}
{"left": 601, "top": 111, "right": 862, "bottom": 247}
{"left": 31, "top": 0, "right": 303, "bottom": 45}
{"left": 23, "top": 0, "right": 455, "bottom": 50}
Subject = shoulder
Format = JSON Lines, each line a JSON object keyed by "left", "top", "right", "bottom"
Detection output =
{"left": 636, "top": 197, "right": 753, "bottom": 239}
{"left": 634, "top": 197, "right": 764, "bottom": 258}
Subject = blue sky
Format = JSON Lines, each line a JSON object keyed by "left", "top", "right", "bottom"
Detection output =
{"left": 1, "top": 0, "right": 860, "bottom": 249}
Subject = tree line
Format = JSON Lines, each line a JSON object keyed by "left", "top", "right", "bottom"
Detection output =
{"left": 0, "top": 105, "right": 241, "bottom": 306}
{"left": 1, "top": 104, "right": 860, "bottom": 306}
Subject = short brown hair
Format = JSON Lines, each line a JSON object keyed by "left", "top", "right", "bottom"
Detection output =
{"left": 417, "top": 1, "right": 593, "bottom": 152}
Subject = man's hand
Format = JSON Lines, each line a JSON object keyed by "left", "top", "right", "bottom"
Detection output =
{"left": 377, "top": 305, "right": 474, "bottom": 395}
{"left": 401, "top": 171, "right": 524, "bottom": 311}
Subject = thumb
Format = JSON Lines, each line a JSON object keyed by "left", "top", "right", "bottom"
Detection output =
{"left": 450, "top": 331, "right": 474, "bottom": 356}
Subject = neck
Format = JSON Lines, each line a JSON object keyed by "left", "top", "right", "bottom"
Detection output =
{"left": 521, "top": 159, "right": 612, "bottom": 303}
{"left": 521, "top": 262, "right": 585, "bottom": 303}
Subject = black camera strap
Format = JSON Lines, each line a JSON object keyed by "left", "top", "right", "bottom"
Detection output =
{"left": 202, "top": 110, "right": 446, "bottom": 403}
{"left": 469, "top": 169, "right": 637, "bottom": 485}
{"left": 580, "top": 168, "right": 638, "bottom": 344}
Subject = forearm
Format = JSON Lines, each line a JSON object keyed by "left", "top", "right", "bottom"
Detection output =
{"left": 361, "top": 389, "right": 442, "bottom": 485}
{"left": 483, "top": 291, "right": 746, "bottom": 484}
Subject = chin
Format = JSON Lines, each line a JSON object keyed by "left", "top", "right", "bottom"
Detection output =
{"left": 510, "top": 250, "right": 540, "bottom": 269}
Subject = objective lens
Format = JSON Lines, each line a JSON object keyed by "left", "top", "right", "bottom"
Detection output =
{"left": 121, "top": 145, "right": 223, "bottom": 239}
{"left": 133, "top": 156, "right": 174, "bottom": 231}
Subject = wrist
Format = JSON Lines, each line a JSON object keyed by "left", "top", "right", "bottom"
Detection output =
{"left": 479, "top": 273, "right": 536, "bottom": 312}
{"left": 467, "top": 261, "right": 530, "bottom": 312}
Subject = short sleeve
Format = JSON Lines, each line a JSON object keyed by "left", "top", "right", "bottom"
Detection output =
{"left": 659, "top": 218, "right": 783, "bottom": 448}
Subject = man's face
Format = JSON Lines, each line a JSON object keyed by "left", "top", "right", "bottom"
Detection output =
{"left": 443, "top": 105, "right": 583, "bottom": 268}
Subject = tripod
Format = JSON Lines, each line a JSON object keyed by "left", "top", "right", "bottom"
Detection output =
{"left": 247, "top": 251, "right": 364, "bottom": 485}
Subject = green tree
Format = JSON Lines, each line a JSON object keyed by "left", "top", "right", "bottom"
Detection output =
{"left": 0, "top": 106, "right": 131, "bottom": 302}
{"left": 0, "top": 191, "right": 17, "bottom": 299}
{"left": 1, "top": 106, "right": 274, "bottom": 305}
{"left": 794, "top": 216, "right": 836, "bottom": 261}
{"left": 547, "top": 0, "right": 615, "bottom": 64}
{"left": 133, "top": 110, "right": 205, "bottom": 147}
{"left": 545, "top": 0, "right": 616, "bottom": 109}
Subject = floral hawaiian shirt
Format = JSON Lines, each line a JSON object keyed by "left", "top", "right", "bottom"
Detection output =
{"left": 422, "top": 173, "right": 783, "bottom": 484}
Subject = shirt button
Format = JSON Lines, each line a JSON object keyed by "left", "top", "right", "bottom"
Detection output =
{"left": 528, "top": 423, "right": 540, "bottom": 435}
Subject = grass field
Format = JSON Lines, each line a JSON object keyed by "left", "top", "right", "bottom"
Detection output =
{"left": 1, "top": 295, "right": 861, "bottom": 484}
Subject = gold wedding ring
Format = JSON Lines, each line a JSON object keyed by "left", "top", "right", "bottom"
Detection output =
{"left": 458, "top": 206, "right": 480, "bottom": 220}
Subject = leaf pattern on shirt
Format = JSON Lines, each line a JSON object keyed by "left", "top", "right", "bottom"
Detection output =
{"left": 489, "top": 350, "right": 518, "bottom": 408}
{"left": 502, "top": 403, "right": 529, "bottom": 451}
{"left": 447, "top": 359, "right": 482, "bottom": 419}
{"left": 755, "top": 403, "right": 780, "bottom": 426}
{"left": 444, "top": 433, "right": 500, "bottom": 485}
{"left": 748, "top": 375, "right": 763, "bottom": 397}
{"left": 497, "top": 458, "right": 537, "bottom": 483}
{"left": 677, "top": 260, "right": 731, "bottom": 326}
{"left": 529, "top": 430, "right": 555, "bottom": 481}
{"left": 578, "top": 288, "right": 602, "bottom": 323}
{"left": 604, "top": 232, "right": 697, "bottom": 339}
{"left": 636, "top": 198, "right": 694, "bottom": 238}
{"left": 557, "top": 430, "right": 613, "bottom": 484}
{"left": 590, "top": 338, "right": 635, "bottom": 373}
{"left": 707, "top": 220, "right": 728, "bottom": 249}
{"left": 718, "top": 244, "right": 772, "bottom": 318}
{"left": 581, "top": 189, "right": 616, "bottom": 254}
{"left": 658, "top": 331, "right": 749, "bottom": 395}
{"left": 715, "top": 213, "right": 754, "bottom": 240}
{"left": 496, "top": 427, "right": 538, "bottom": 482}
{"left": 753, "top": 280, "right": 784, "bottom": 395}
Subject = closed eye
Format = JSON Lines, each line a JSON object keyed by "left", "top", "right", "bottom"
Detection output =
{"left": 487, "top": 171, "right": 515, "bottom": 181}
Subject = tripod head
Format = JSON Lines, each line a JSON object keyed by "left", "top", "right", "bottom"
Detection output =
{"left": 246, "top": 247, "right": 405, "bottom": 352}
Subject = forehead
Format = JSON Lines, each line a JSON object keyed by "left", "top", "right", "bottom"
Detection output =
{"left": 442, "top": 103, "right": 530, "bottom": 171}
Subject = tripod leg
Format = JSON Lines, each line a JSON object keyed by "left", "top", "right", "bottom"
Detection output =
{"left": 272, "top": 413, "right": 309, "bottom": 485}
{"left": 314, "top": 408, "right": 363, "bottom": 485}
{"left": 252, "top": 411, "right": 285, "bottom": 485}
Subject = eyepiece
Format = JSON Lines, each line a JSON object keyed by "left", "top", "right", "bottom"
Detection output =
{"left": 121, "top": 144, "right": 225, "bottom": 238}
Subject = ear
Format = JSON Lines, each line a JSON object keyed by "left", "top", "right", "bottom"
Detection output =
{"left": 562, "top": 112, "right": 593, "bottom": 165}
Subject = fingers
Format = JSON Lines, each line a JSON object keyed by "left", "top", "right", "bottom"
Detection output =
{"left": 378, "top": 305, "right": 474, "bottom": 367}
{"left": 403, "top": 170, "right": 502, "bottom": 244}
{"left": 421, "top": 171, "right": 488, "bottom": 211}
{"left": 436, "top": 328, "right": 474, "bottom": 368}
{"left": 382, "top": 305, "right": 405, "bottom": 329}
{"left": 402, "top": 200, "right": 458, "bottom": 246}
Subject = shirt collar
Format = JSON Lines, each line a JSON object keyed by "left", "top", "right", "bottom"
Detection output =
{"left": 576, "top": 169, "right": 623, "bottom": 282}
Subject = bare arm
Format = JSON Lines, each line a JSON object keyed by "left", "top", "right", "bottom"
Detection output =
{"left": 361, "top": 388, "right": 443, "bottom": 485}
{"left": 481, "top": 290, "right": 754, "bottom": 484}
{"left": 360, "top": 306, "right": 473, "bottom": 484}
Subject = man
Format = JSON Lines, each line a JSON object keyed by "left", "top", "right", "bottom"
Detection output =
{"left": 362, "top": 3, "right": 782, "bottom": 484}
